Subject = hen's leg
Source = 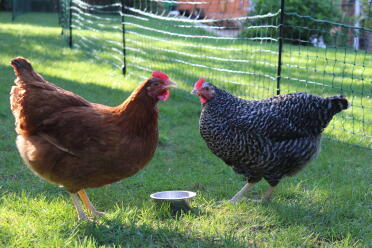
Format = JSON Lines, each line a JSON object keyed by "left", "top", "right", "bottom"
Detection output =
{"left": 70, "top": 193, "right": 87, "bottom": 220}
{"left": 262, "top": 186, "right": 275, "bottom": 201}
{"left": 77, "top": 190, "right": 104, "bottom": 217}
{"left": 229, "top": 183, "right": 255, "bottom": 203}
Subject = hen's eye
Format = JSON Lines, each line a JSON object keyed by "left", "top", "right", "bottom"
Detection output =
{"left": 205, "top": 87, "right": 210, "bottom": 91}
{"left": 153, "top": 82, "right": 160, "bottom": 87}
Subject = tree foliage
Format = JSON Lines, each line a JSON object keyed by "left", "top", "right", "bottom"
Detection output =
{"left": 242, "top": 0, "right": 343, "bottom": 45}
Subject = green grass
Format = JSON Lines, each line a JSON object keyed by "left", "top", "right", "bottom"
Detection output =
{"left": 0, "top": 12, "right": 371, "bottom": 247}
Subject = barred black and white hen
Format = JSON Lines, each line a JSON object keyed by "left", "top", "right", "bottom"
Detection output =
{"left": 191, "top": 78, "right": 349, "bottom": 202}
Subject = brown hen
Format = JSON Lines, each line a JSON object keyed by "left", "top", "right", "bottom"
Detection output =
{"left": 10, "top": 57, "right": 176, "bottom": 219}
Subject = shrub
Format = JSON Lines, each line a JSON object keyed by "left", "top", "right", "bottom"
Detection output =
{"left": 241, "top": 0, "right": 343, "bottom": 45}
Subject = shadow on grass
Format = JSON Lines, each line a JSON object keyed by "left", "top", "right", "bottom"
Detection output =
{"left": 0, "top": 12, "right": 60, "bottom": 27}
{"left": 255, "top": 198, "right": 362, "bottom": 245}
{"left": 75, "top": 216, "right": 247, "bottom": 248}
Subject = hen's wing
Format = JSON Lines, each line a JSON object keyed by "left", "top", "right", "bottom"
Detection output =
{"left": 38, "top": 106, "right": 119, "bottom": 156}
{"left": 226, "top": 93, "right": 332, "bottom": 141}
{"left": 10, "top": 57, "right": 92, "bottom": 135}
{"left": 10, "top": 57, "right": 119, "bottom": 155}
{"left": 228, "top": 108, "right": 304, "bottom": 141}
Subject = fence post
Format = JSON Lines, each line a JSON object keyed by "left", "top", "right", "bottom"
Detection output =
{"left": 121, "top": 0, "right": 127, "bottom": 75}
{"left": 57, "top": 0, "right": 61, "bottom": 25}
{"left": 12, "top": 0, "right": 16, "bottom": 21}
{"left": 60, "top": 0, "right": 64, "bottom": 35}
{"left": 69, "top": 0, "right": 73, "bottom": 48}
{"left": 276, "top": 0, "right": 285, "bottom": 95}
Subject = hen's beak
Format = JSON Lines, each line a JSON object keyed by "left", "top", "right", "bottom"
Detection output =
{"left": 164, "top": 80, "right": 177, "bottom": 89}
{"left": 191, "top": 88, "right": 198, "bottom": 95}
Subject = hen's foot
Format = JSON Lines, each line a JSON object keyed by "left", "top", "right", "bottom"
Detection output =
{"left": 262, "top": 186, "right": 275, "bottom": 201}
{"left": 70, "top": 193, "right": 88, "bottom": 220}
{"left": 92, "top": 210, "right": 106, "bottom": 217}
{"left": 245, "top": 186, "right": 275, "bottom": 202}
{"left": 247, "top": 199, "right": 264, "bottom": 203}
{"left": 228, "top": 183, "right": 256, "bottom": 203}
{"left": 227, "top": 197, "right": 248, "bottom": 204}
{"left": 77, "top": 190, "right": 105, "bottom": 218}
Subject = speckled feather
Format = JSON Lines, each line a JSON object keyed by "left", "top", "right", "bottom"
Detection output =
{"left": 199, "top": 85, "right": 349, "bottom": 186}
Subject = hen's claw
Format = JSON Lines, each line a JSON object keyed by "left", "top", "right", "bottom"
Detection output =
{"left": 70, "top": 193, "right": 88, "bottom": 220}
{"left": 77, "top": 190, "right": 104, "bottom": 218}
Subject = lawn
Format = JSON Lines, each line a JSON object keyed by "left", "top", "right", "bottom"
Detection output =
{"left": 0, "top": 12, "right": 371, "bottom": 247}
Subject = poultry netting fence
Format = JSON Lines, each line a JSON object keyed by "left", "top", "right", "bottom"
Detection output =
{"left": 11, "top": 0, "right": 31, "bottom": 20}
{"left": 59, "top": 0, "right": 371, "bottom": 149}
{"left": 11, "top": 0, "right": 57, "bottom": 20}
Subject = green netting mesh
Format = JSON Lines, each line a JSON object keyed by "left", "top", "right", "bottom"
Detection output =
{"left": 11, "top": 0, "right": 31, "bottom": 20}
{"left": 59, "top": 0, "right": 371, "bottom": 149}
{"left": 12, "top": 0, "right": 57, "bottom": 20}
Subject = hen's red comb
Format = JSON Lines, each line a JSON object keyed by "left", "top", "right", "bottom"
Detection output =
{"left": 194, "top": 78, "right": 206, "bottom": 89}
{"left": 152, "top": 71, "right": 169, "bottom": 81}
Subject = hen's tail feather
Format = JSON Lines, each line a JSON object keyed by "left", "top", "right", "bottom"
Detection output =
{"left": 10, "top": 57, "right": 43, "bottom": 83}
{"left": 11, "top": 57, "right": 33, "bottom": 71}
{"left": 327, "top": 95, "right": 349, "bottom": 114}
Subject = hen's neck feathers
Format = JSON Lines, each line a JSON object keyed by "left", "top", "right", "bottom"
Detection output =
{"left": 205, "top": 88, "right": 241, "bottom": 108}
{"left": 113, "top": 81, "right": 159, "bottom": 133}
